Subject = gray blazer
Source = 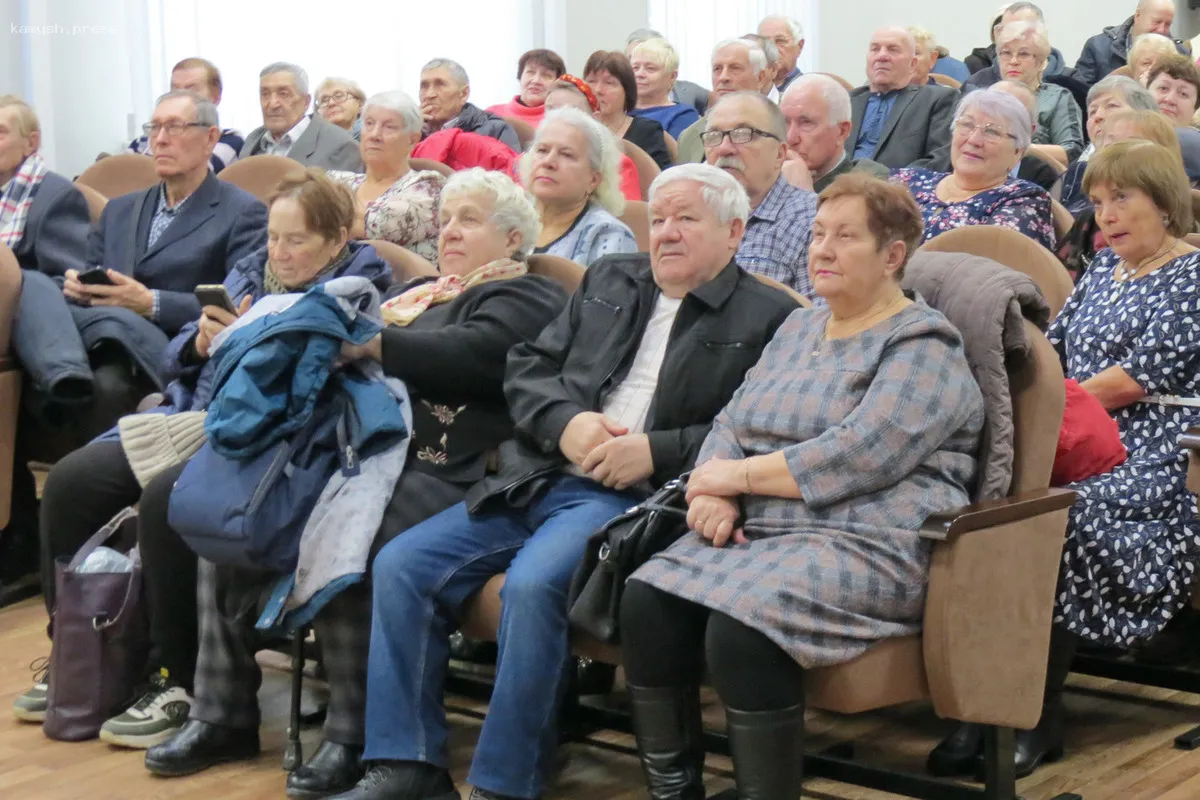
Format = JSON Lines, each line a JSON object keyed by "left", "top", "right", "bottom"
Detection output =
{"left": 847, "top": 84, "right": 957, "bottom": 171}
{"left": 241, "top": 114, "right": 363, "bottom": 171}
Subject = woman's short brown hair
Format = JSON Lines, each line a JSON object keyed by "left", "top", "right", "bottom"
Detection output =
{"left": 1146, "top": 53, "right": 1200, "bottom": 110}
{"left": 1083, "top": 140, "right": 1193, "bottom": 237}
{"left": 1106, "top": 109, "right": 1183, "bottom": 162}
{"left": 517, "top": 49, "right": 567, "bottom": 81}
{"left": 583, "top": 50, "right": 638, "bottom": 114}
{"left": 819, "top": 173, "right": 924, "bottom": 278}
{"left": 266, "top": 168, "right": 355, "bottom": 241}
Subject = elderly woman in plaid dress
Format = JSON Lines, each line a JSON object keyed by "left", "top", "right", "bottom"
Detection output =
{"left": 621, "top": 174, "right": 986, "bottom": 800}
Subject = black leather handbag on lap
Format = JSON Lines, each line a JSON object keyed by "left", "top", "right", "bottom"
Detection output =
{"left": 567, "top": 476, "right": 690, "bottom": 645}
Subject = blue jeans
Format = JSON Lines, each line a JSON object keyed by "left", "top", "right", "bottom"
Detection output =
{"left": 363, "top": 474, "right": 641, "bottom": 799}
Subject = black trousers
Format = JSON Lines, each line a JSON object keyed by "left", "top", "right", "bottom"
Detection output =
{"left": 621, "top": 579, "right": 805, "bottom": 712}
{"left": 40, "top": 439, "right": 198, "bottom": 692}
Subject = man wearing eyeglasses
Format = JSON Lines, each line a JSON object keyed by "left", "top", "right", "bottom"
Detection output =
{"left": 702, "top": 91, "right": 818, "bottom": 298}
{"left": 241, "top": 62, "right": 362, "bottom": 171}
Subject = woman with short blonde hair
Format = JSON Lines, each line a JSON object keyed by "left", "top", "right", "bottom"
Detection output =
{"left": 629, "top": 37, "right": 701, "bottom": 139}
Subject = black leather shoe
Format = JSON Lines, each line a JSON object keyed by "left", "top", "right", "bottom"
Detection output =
{"left": 286, "top": 740, "right": 365, "bottom": 798}
{"left": 326, "top": 761, "right": 457, "bottom": 800}
{"left": 926, "top": 722, "right": 984, "bottom": 777}
{"left": 144, "top": 719, "right": 259, "bottom": 777}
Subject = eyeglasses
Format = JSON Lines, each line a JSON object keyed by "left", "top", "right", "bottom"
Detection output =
{"left": 142, "top": 121, "right": 208, "bottom": 137}
{"left": 997, "top": 48, "right": 1037, "bottom": 62}
{"left": 700, "top": 126, "right": 781, "bottom": 147}
{"left": 952, "top": 119, "right": 1017, "bottom": 144}
{"left": 317, "top": 91, "right": 352, "bottom": 108}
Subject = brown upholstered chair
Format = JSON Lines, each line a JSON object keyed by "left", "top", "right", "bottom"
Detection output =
{"left": 0, "top": 247, "right": 24, "bottom": 531}
{"left": 75, "top": 153, "right": 159, "bottom": 198}
{"left": 502, "top": 116, "right": 536, "bottom": 150}
{"left": 920, "top": 225, "right": 1075, "bottom": 318}
{"left": 751, "top": 273, "right": 811, "bottom": 307}
{"left": 74, "top": 182, "right": 108, "bottom": 224}
{"left": 620, "top": 140, "right": 662, "bottom": 201}
{"left": 527, "top": 254, "right": 584, "bottom": 294}
{"left": 931, "top": 73, "right": 963, "bottom": 90}
{"left": 411, "top": 158, "right": 454, "bottom": 177}
{"left": 366, "top": 239, "right": 437, "bottom": 283}
{"left": 218, "top": 155, "right": 306, "bottom": 203}
{"left": 619, "top": 200, "right": 650, "bottom": 251}
{"left": 1050, "top": 197, "right": 1075, "bottom": 244}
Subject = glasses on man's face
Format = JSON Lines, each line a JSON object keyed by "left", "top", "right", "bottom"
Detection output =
{"left": 700, "top": 125, "right": 781, "bottom": 147}
{"left": 317, "top": 91, "right": 352, "bottom": 108}
{"left": 997, "top": 48, "right": 1036, "bottom": 62}
{"left": 952, "top": 118, "right": 1017, "bottom": 145}
{"left": 142, "top": 121, "right": 208, "bottom": 138}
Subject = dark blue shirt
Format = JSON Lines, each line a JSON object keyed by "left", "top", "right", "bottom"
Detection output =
{"left": 853, "top": 89, "right": 901, "bottom": 160}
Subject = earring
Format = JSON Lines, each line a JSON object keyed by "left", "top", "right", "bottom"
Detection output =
{"left": 1163, "top": 214, "right": 1170, "bottom": 226}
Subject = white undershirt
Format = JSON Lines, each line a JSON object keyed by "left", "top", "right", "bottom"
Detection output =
{"left": 600, "top": 294, "right": 682, "bottom": 434}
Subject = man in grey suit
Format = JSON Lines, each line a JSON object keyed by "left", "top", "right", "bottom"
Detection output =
{"left": 847, "top": 27, "right": 957, "bottom": 171}
{"left": 780, "top": 74, "right": 888, "bottom": 193}
{"left": 241, "top": 62, "right": 362, "bottom": 171}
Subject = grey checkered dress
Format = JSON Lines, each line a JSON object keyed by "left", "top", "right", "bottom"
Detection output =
{"left": 632, "top": 300, "right": 986, "bottom": 668}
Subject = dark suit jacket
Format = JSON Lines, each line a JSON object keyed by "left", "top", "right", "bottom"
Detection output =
{"left": 241, "top": 114, "right": 362, "bottom": 171}
{"left": 87, "top": 173, "right": 267, "bottom": 335}
{"left": 847, "top": 84, "right": 958, "bottom": 171}
{"left": 13, "top": 171, "right": 90, "bottom": 277}
{"left": 814, "top": 156, "right": 890, "bottom": 193}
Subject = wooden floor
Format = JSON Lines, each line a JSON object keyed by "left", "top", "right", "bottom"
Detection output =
{"left": 5, "top": 597, "right": 1200, "bottom": 800}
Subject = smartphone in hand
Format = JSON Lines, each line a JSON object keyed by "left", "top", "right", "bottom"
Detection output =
{"left": 194, "top": 284, "right": 237, "bottom": 314}
{"left": 77, "top": 268, "right": 116, "bottom": 287}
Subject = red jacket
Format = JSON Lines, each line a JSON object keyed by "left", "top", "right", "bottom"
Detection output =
{"left": 412, "top": 129, "right": 516, "bottom": 173}
{"left": 618, "top": 154, "right": 640, "bottom": 202}
{"left": 486, "top": 97, "right": 546, "bottom": 127}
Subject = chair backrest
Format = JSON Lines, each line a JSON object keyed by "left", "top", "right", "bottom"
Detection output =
{"left": 1050, "top": 198, "right": 1074, "bottom": 243}
{"left": 816, "top": 73, "right": 855, "bottom": 93}
{"left": 930, "top": 73, "right": 962, "bottom": 90}
{"left": 73, "top": 182, "right": 108, "bottom": 224}
{"left": 527, "top": 254, "right": 585, "bottom": 294}
{"left": 619, "top": 200, "right": 650, "bottom": 251}
{"left": 751, "top": 273, "right": 812, "bottom": 308}
{"left": 75, "top": 154, "right": 159, "bottom": 198}
{"left": 365, "top": 239, "right": 438, "bottom": 283}
{"left": 410, "top": 158, "right": 454, "bottom": 177}
{"left": 663, "top": 132, "right": 678, "bottom": 165}
{"left": 621, "top": 140, "right": 662, "bottom": 201}
{"left": 502, "top": 116, "right": 536, "bottom": 150}
{"left": 219, "top": 155, "right": 307, "bottom": 203}
{"left": 919, "top": 226, "right": 1075, "bottom": 319}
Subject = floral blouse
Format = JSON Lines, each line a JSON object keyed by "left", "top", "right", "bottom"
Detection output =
{"left": 894, "top": 167, "right": 1057, "bottom": 251}
{"left": 328, "top": 168, "right": 444, "bottom": 265}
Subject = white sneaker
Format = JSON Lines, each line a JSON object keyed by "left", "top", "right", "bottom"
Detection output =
{"left": 99, "top": 670, "right": 193, "bottom": 749}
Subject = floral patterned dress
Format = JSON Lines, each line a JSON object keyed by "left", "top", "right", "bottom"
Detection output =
{"left": 894, "top": 167, "right": 1057, "bottom": 251}
{"left": 1048, "top": 249, "right": 1200, "bottom": 646}
{"left": 328, "top": 168, "right": 444, "bottom": 265}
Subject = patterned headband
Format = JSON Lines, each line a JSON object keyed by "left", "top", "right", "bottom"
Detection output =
{"left": 557, "top": 74, "right": 599, "bottom": 113}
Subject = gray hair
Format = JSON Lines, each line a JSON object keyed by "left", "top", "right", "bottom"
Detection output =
{"left": 154, "top": 89, "right": 219, "bottom": 128}
{"left": 520, "top": 107, "right": 625, "bottom": 216}
{"left": 1002, "top": 1, "right": 1045, "bottom": 19}
{"left": 953, "top": 89, "right": 1033, "bottom": 149}
{"left": 627, "top": 28, "right": 664, "bottom": 46}
{"left": 995, "top": 19, "right": 1051, "bottom": 58}
{"left": 1138, "top": 0, "right": 1176, "bottom": 11}
{"left": 1087, "top": 74, "right": 1160, "bottom": 111}
{"left": 713, "top": 38, "right": 768, "bottom": 73}
{"left": 760, "top": 15, "right": 805, "bottom": 42}
{"left": 649, "top": 164, "right": 751, "bottom": 225}
{"left": 743, "top": 34, "right": 779, "bottom": 66}
{"left": 705, "top": 90, "right": 786, "bottom": 140}
{"left": 441, "top": 168, "right": 542, "bottom": 259}
{"left": 363, "top": 90, "right": 423, "bottom": 135}
{"left": 314, "top": 76, "right": 365, "bottom": 103}
{"left": 422, "top": 58, "right": 469, "bottom": 87}
{"left": 260, "top": 62, "right": 309, "bottom": 95}
{"left": 782, "top": 73, "right": 852, "bottom": 125}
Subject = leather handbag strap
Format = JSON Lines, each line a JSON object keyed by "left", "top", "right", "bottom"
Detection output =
{"left": 65, "top": 507, "right": 138, "bottom": 571}
{"left": 93, "top": 558, "right": 141, "bottom": 632}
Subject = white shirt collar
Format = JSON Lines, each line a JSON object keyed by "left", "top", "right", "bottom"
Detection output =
{"left": 263, "top": 114, "right": 311, "bottom": 153}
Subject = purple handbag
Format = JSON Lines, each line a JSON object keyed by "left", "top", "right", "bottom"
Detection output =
{"left": 43, "top": 507, "right": 150, "bottom": 741}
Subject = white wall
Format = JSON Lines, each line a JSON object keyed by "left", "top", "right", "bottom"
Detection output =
{"left": 0, "top": 0, "right": 26, "bottom": 97}
{"left": 546, "top": 0, "right": 649, "bottom": 74}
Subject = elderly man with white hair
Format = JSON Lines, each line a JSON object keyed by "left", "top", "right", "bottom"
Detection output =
{"left": 242, "top": 61, "right": 362, "bottom": 170}
{"left": 1075, "top": 0, "right": 1186, "bottom": 87}
{"left": 847, "top": 26, "right": 957, "bottom": 170}
{"left": 418, "top": 58, "right": 520, "bottom": 150}
{"left": 326, "top": 162, "right": 798, "bottom": 800}
{"left": 676, "top": 38, "right": 773, "bottom": 164}
{"left": 759, "top": 15, "right": 805, "bottom": 95}
{"left": 780, "top": 74, "right": 889, "bottom": 193}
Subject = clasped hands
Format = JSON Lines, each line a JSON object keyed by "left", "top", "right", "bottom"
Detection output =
{"left": 558, "top": 411, "right": 653, "bottom": 491}
{"left": 685, "top": 457, "right": 750, "bottom": 549}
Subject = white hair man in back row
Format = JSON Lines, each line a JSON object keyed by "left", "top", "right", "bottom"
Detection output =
{"left": 780, "top": 74, "right": 890, "bottom": 193}
{"left": 758, "top": 15, "right": 806, "bottom": 95}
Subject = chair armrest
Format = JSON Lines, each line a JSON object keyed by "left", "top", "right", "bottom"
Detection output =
{"left": 1181, "top": 425, "right": 1200, "bottom": 451}
{"left": 919, "top": 488, "right": 1077, "bottom": 542}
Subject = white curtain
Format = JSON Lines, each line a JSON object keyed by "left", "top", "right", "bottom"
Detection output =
{"left": 648, "top": 0, "right": 818, "bottom": 90}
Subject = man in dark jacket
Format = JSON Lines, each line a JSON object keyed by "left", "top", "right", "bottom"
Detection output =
{"left": 331, "top": 163, "right": 798, "bottom": 800}
{"left": 419, "top": 58, "right": 521, "bottom": 151}
{"left": 1075, "top": 0, "right": 1185, "bottom": 87}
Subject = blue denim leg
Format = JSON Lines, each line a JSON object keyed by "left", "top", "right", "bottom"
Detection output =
{"left": 362, "top": 500, "right": 530, "bottom": 765}
{"left": 468, "top": 476, "right": 642, "bottom": 798}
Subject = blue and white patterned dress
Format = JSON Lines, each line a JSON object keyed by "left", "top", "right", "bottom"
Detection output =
{"left": 1048, "top": 249, "right": 1200, "bottom": 647}
{"left": 535, "top": 202, "right": 638, "bottom": 268}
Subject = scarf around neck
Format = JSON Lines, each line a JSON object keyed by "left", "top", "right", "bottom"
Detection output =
{"left": 381, "top": 257, "right": 527, "bottom": 326}
{"left": 263, "top": 245, "right": 352, "bottom": 295}
{"left": 0, "top": 152, "right": 49, "bottom": 248}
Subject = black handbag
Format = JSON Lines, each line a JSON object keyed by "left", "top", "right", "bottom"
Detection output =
{"left": 567, "top": 476, "right": 690, "bottom": 645}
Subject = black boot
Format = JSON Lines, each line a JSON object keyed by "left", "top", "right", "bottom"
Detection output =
{"left": 144, "top": 719, "right": 259, "bottom": 777}
{"left": 627, "top": 683, "right": 706, "bottom": 800}
{"left": 926, "top": 722, "right": 984, "bottom": 777}
{"left": 724, "top": 703, "right": 805, "bottom": 800}
{"left": 286, "top": 740, "right": 365, "bottom": 798}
